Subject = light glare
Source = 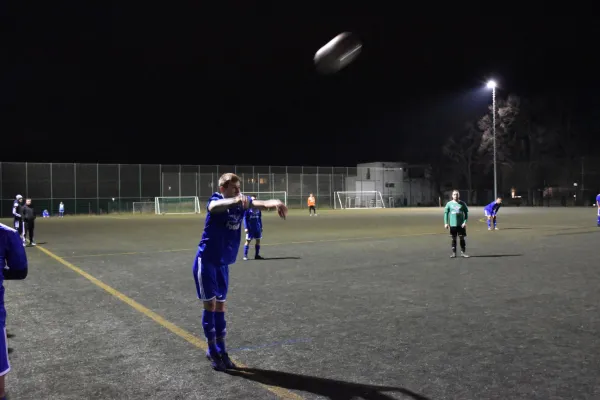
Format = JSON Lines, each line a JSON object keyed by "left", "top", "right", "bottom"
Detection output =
{"left": 486, "top": 80, "right": 497, "bottom": 89}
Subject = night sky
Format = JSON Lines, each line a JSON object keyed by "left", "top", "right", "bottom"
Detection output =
{"left": 2, "top": 9, "right": 598, "bottom": 167}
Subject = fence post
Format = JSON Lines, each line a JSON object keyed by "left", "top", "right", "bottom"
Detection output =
{"left": 118, "top": 164, "right": 121, "bottom": 212}
{"left": 25, "top": 162, "right": 28, "bottom": 197}
{"left": 179, "top": 164, "right": 182, "bottom": 197}
{"left": 74, "top": 163, "right": 77, "bottom": 214}
{"left": 139, "top": 164, "right": 142, "bottom": 201}
{"left": 285, "top": 166, "right": 289, "bottom": 206}
{"left": 300, "top": 166, "right": 303, "bottom": 210}
{"left": 50, "top": 163, "right": 53, "bottom": 215}
{"left": 96, "top": 163, "right": 99, "bottom": 214}
{"left": 159, "top": 164, "right": 162, "bottom": 197}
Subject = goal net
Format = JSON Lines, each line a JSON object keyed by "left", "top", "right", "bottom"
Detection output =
{"left": 242, "top": 191, "right": 288, "bottom": 206}
{"left": 155, "top": 196, "right": 201, "bottom": 214}
{"left": 132, "top": 201, "right": 156, "bottom": 214}
{"left": 334, "top": 191, "right": 385, "bottom": 209}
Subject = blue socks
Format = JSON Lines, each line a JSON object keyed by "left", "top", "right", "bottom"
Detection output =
{"left": 597, "top": 215, "right": 600, "bottom": 225}
{"left": 202, "top": 310, "right": 218, "bottom": 354}
{"left": 244, "top": 244, "right": 260, "bottom": 258}
{"left": 487, "top": 219, "right": 491, "bottom": 229}
{"left": 215, "top": 311, "right": 227, "bottom": 353}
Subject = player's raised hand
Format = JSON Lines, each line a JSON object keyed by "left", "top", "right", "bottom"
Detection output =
{"left": 237, "top": 195, "right": 249, "bottom": 209}
{"left": 276, "top": 203, "right": 288, "bottom": 219}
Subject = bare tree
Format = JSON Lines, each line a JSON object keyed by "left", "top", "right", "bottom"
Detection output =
{"left": 477, "top": 94, "right": 520, "bottom": 170}
{"left": 442, "top": 122, "right": 482, "bottom": 203}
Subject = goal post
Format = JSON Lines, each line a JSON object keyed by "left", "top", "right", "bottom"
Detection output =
{"left": 132, "top": 201, "right": 156, "bottom": 214}
{"left": 334, "top": 191, "right": 385, "bottom": 209}
{"left": 154, "top": 196, "right": 201, "bottom": 215}
{"left": 242, "top": 191, "right": 288, "bottom": 206}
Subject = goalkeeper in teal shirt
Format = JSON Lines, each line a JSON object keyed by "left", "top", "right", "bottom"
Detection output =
{"left": 444, "top": 190, "right": 470, "bottom": 258}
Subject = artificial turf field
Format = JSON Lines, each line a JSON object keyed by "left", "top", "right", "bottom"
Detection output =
{"left": 3, "top": 206, "right": 600, "bottom": 399}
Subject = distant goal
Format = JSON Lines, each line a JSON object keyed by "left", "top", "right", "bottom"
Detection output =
{"left": 334, "top": 191, "right": 385, "bottom": 209}
{"left": 242, "top": 191, "right": 288, "bottom": 206}
{"left": 154, "top": 196, "right": 201, "bottom": 215}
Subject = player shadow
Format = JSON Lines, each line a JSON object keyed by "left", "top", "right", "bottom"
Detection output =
{"left": 226, "top": 367, "right": 431, "bottom": 400}
{"left": 257, "top": 257, "right": 302, "bottom": 261}
{"left": 499, "top": 227, "right": 531, "bottom": 230}
{"left": 470, "top": 254, "right": 522, "bottom": 258}
{"left": 551, "top": 230, "right": 600, "bottom": 237}
{"left": 26, "top": 241, "right": 48, "bottom": 246}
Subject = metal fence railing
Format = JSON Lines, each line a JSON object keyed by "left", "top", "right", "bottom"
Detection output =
{"left": 0, "top": 162, "right": 428, "bottom": 216}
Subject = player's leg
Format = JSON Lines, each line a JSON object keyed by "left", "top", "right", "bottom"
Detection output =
{"left": 254, "top": 238, "right": 262, "bottom": 259}
{"left": 450, "top": 227, "right": 458, "bottom": 257}
{"left": 29, "top": 220, "right": 35, "bottom": 244}
{"left": 214, "top": 265, "right": 236, "bottom": 369}
{"left": 243, "top": 234, "right": 252, "bottom": 260}
{"left": 0, "top": 326, "right": 10, "bottom": 399}
{"left": 485, "top": 210, "right": 492, "bottom": 229}
{"left": 597, "top": 207, "right": 600, "bottom": 227}
{"left": 459, "top": 227, "right": 469, "bottom": 257}
{"left": 192, "top": 255, "right": 226, "bottom": 371}
{"left": 492, "top": 215, "right": 498, "bottom": 230}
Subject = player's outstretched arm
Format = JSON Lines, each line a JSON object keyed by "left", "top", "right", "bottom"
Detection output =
{"left": 208, "top": 195, "right": 249, "bottom": 214}
{"left": 3, "top": 228, "right": 28, "bottom": 280}
{"left": 252, "top": 199, "right": 288, "bottom": 219}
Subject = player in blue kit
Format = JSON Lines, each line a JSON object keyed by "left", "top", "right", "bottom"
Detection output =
{"left": 484, "top": 197, "right": 503, "bottom": 230}
{"left": 193, "top": 173, "right": 287, "bottom": 371}
{"left": 0, "top": 223, "right": 29, "bottom": 399}
{"left": 243, "top": 199, "right": 263, "bottom": 260}
{"left": 596, "top": 193, "right": 600, "bottom": 227}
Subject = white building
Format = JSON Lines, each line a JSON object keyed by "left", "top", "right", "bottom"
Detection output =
{"left": 345, "top": 161, "right": 435, "bottom": 207}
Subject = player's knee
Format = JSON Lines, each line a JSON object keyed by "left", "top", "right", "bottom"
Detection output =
{"left": 203, "top": 299, "right": 217, "bottom": 311}
{"left": 215, "top": 301, "right": 226, "bottom": 312}
{"left": 255, "top": 239, "right": 261, "bottom": 245}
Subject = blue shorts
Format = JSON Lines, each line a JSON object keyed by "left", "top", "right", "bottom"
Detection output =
{"left": 192, "top": 254, "right": 229, "bottom": 302}
{"left": 245, "top": 231, "right": 262, "bottom": 240}
{"left": 0, "top": 327, "right": 10, "bottom": 376}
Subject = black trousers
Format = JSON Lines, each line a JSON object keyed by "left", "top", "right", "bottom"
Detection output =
{"left": 24, "top": 219, "right": 35, "bottom": 242}
{"left": 309, "top": 205, "right": 316, "bottom": 214}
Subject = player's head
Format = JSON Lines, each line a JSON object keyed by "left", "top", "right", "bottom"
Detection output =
{"left": 26, "top": 198, "right": 32, "bottom": 205}
{"left": 16, "top": 194, "right": 23, "bottom": 202}
{"left": 452, "top": 190, "right": 460, "bottom": 201}
{"left": 496, "top": 197, "right": 502, "bottom": 204}
{"left": 309, "top": 193, "right": 313, "bottom": 197}
{"left": 218, "top": 173, "right": 241, "bottom": 198}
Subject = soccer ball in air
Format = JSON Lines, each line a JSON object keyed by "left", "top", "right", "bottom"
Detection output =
{"left": 314, "top": 32, "right": 362, "bottom": 74}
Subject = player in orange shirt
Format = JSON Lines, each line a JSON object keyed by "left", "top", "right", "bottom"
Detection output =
{"left": 307, "top": 193, "right": 317, "bottom": 216}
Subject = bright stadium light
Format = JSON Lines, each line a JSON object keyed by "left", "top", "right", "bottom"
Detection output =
{"left": 486, "top": 79, "right": 498, "bottom": 199}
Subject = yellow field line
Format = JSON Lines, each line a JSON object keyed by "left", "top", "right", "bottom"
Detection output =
{"left": 62, "top": 231, "right": 445, "bottom": 259}
{"left": 35, "top": 245, "right": 304, "bottom": 400}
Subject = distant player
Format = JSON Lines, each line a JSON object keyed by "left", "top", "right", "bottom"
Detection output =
{"left": 484, "top": 197, "right": 503, "bottom": 230}
{"left": 308, "top": 193, "right": 317, "bottom": 216}
{"left": 243, "top": 198, "right": 263, "bottom": 260}
{"left": 596, "top": 193, "right": 600, "bottom": 227}
{"left": 58, "top": 202, "right": 65, "bottom": 217}
{"left": 42, "top": 210, "right": 49, "bottom": 218}
{"left": 22, "top": 199, "right": 36, "bottom": 246}
{"left": 192, "top": 173, "right": 287, "bottom": 372}
{"left": 444, "top": 190, "right": 470, "bottom": 258}
{"left": 0, "top": 222, "right": 29, "bottom": 400}
{"left": 11, "top": 195, "right": 24, "bottom": 246}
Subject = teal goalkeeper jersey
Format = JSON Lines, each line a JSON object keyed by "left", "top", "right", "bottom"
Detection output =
{"left": 444, "top": 200, "right": 469, "bottom": 227}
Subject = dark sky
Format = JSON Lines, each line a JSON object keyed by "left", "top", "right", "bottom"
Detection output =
{"left": 2, "top": 8, "right": 598, "bottom": 166}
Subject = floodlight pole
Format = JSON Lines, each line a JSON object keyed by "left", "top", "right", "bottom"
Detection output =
{"left": 492, "top": 85, "right": 497, "bottom": 200}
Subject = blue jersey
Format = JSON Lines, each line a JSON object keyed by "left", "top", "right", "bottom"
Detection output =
{"left": 0, "top": 223, "right": 28, "bottom": 324}
{"left": 484, "top": 201, "right": 502, "bottom": 215}
{"left": 244, "top": 209, "right": 263, "bottom": 236}
{"left": 597, "top": 194, "right": 600, "bottom": 205}
{"left": 198, "top": 192, "right": 250, "bottom": 265}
